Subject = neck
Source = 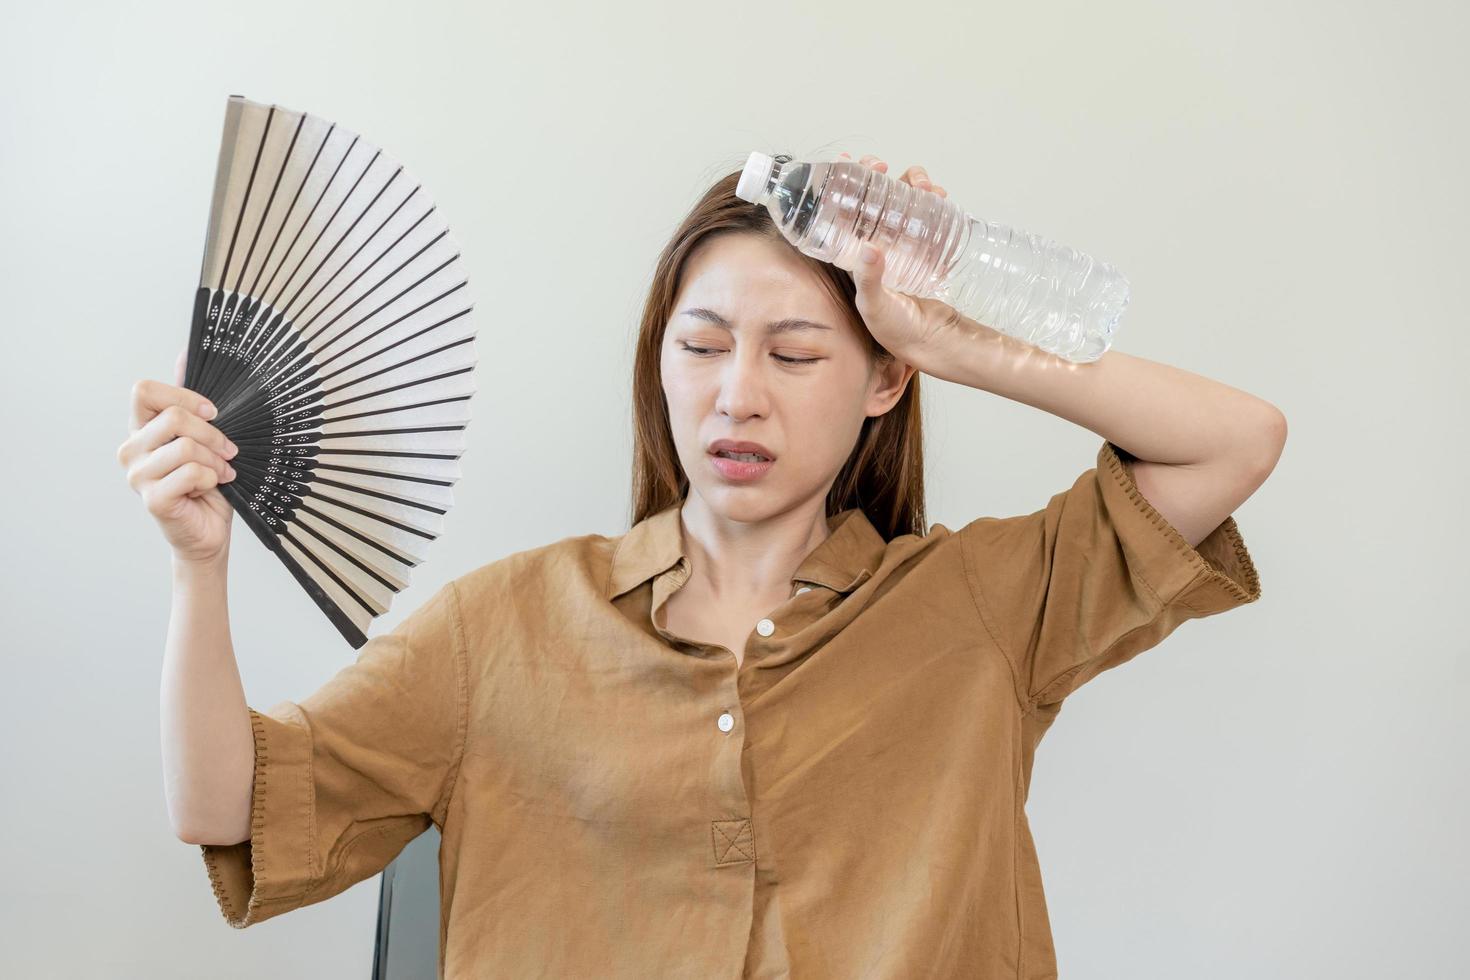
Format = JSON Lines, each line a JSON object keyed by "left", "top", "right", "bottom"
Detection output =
{"left": 678, "top": 493, "right": 831, "bottom": 600}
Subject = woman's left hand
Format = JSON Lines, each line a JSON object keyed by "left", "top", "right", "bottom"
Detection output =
{"left": 839, "top": 151, "right": 977, "bottom": 368}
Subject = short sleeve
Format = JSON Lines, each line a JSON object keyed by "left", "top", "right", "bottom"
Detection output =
{"left": 958, "top": 440, "right": 1261, "bottom": 711}
{"left": 199, "top": 579, "right": 469, "bottom": 928}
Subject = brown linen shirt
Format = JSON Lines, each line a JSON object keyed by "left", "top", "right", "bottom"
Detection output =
{"left": 200, "top": 438, "right": 1261, "bottom": 978}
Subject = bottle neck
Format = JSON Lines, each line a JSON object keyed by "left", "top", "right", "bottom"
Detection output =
{"left": 760, "top": 153, "right": 792, "bottom": 202}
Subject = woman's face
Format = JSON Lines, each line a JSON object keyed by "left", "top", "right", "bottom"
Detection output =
{"left": 661, "top": 233, "right": 913, "bottom": 524}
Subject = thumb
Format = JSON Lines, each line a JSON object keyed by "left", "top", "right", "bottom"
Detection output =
{"left": 174, "top": 346, "right": 188, "bottom": 387}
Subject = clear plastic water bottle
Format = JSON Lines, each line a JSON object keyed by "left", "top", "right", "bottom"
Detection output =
{"left": 735, "top": 151, "right": 1130, "bottom": 363}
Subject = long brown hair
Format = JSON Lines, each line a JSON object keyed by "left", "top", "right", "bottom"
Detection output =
{"left": 628, "top": 164, "right": 927, "bottom": 541}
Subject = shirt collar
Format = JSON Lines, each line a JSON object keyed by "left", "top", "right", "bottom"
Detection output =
{"left": 606, "top": 499, "right": 888, "bottom": 601}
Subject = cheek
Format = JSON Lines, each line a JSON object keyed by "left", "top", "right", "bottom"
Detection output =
{"left": 659, "top": 364, "right": 707, "bottom": 445}
{"left": 785, "top": 384, "right": 870, "bottom": 462}
{"left": 660, "top": 348, "right": 690, "bottom": 398}
{"left": 788, "top": 367, "right": 870, "bottom": 420}
{"left": 661, "top": 369, "right": 703, "bottom": 416}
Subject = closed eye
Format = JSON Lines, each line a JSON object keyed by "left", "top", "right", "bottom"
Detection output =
{"left": 679, "top": 342, "right": 820, "bottom": 365}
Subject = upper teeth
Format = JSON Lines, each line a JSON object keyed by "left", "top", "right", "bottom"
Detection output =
{"left": 718, "top": 450, "right": 768, "bottom": 461}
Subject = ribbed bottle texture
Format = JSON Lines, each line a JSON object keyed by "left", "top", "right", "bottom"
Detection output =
{"left": 735, "top": 153, "right": 1129, "bottom": 363}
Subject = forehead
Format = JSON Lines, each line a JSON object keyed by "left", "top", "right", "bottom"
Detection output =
{"left": 673, "top": 234, "right": 847, "bottom": 329}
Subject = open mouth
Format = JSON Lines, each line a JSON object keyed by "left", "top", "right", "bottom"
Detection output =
{"left": 709, "top": 450, "right": 776, "bottom": 481}
{"left": 712, "top": 450, "right": 772, "bottom": 462}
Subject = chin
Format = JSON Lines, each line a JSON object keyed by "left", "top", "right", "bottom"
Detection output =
{"left": 688, "top": 477, "right": 810, "bottom": 527}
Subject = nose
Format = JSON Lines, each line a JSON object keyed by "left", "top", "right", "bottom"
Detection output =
{"left": 713, "top": 348, "right": 770, "bottom": 421}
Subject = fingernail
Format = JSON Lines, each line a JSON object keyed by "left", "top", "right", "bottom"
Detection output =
{"left": 861, "top": 243, "right": 879, "bottom": 264}
{"left": 226, "top": 464, "right": 236, "bottom": 480}
{"left": 199, "top": 402, "right": 216, "bottom": 419}
{"left": 226, "top": 440, "right": 239, "bottom": 457}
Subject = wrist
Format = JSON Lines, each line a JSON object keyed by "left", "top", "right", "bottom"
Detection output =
{"left": 913, "top": 314, "right": 1017, "bottom": 390}
{"left": 172, "top": 550, "right": 229, "bottom": 587}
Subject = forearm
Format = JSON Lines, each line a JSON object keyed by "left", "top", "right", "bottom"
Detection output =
{"left": 161, "top": 552, "right": 254, "bottom": 845}
{"left": 915, "top": 319, "right": 1282, "bottom": 467}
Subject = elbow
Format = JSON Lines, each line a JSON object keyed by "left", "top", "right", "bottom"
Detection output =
{"left": 173, "top": 816, "right": 249, "bottom": 847}
{"left": 172, "top": 819, "right": 210, "bottom": 846}
{"left": 177, "top": 828, "right": 249, "bottom": 847}
{"left": 173, "top": 821, "right": 207, "bottom": 846}
{"left": 1262, "top": 407, "right": 1287, "bottom": 471}
{"left": 1244, "top": 404, "right": 1287, "bottom": 476}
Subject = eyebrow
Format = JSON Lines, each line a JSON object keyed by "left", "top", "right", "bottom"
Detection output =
{"left": 677, "top": 307, "right": 834, "bottom": 334}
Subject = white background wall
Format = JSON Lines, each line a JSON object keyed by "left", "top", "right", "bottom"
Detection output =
{"left": 2, "top": 0, "right": 1465, "bottom": 976}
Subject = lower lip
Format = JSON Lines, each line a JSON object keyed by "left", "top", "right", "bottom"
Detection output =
{"left": 709, "top": 453, "right": 775, "bottom": 481}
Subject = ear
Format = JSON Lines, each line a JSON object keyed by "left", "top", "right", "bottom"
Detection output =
{"left": 865, "top": 357, "right": 917, "bottom": 417}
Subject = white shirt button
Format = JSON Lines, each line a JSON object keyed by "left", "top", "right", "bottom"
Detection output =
{"left": 795, "top": 586, "right": 812, "bottom": 595}
{"left": 717, "top": 711, "right": 734, "bottom": 733}
{"left": 756, "top": 618, "right": 775, "bottom": 637}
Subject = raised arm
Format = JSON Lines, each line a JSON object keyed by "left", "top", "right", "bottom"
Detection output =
{"left": 117, "top": 350, "right": 253, "bottom": 844}
{"left": 163, "top": 553, "right": 254, "bottom": 845}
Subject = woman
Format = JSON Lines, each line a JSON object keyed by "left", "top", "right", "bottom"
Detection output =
{"left": 118, "top": 153, "right": 1280, "bottom": 977}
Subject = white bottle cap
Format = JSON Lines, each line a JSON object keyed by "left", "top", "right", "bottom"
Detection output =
{"left": 736, "top": 151, "right": 775, "bottom": 203}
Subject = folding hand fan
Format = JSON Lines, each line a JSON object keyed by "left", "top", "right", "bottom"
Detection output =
{"left": 184, "top": 95, "right": 476, "bottom": 649}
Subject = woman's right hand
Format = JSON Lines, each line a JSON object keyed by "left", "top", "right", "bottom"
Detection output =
{"left": 118, "top": 347, "right": 240, "bottom": 565}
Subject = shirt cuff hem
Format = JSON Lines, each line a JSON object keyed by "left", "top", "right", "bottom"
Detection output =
{"left": 199, "top": 703, "right": 319, "bottom": 928}
{"left": 1097, "top": 440, "right": 1262, "bottom": 613}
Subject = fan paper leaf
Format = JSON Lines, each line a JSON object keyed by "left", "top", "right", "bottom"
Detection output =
{"left": 185, "top": 95, "right": 476, "bottom": 649}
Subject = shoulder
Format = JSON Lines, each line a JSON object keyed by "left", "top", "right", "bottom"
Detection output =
{"left": 447, "top": 526, "right": 623, "bottom": 624}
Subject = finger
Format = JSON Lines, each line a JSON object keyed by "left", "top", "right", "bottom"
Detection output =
{"left": 852, "top": 240, "right": 891, "bottom": 307}
{"left": 839, "top": 151, "right": 889, "bottom": 173}
{"left": 903, "top": 166, "right": 932, "bottom": 191}
{"left": 128, "top": 436, "right": 235, "bottom": 493}
{"left": 174, "top": 347, "right": 188, "bottom": 387}
{"left": 145, "top": 461, "right": 220, "bottom": 514}
{"left": 130, "top": 377, "right": 215, "bottom": 433}
{"left": 932, "top": 184, "right": 947, "bottom": 198}
{"left": 132, "top": 403, "right": 237, "bottom": 459}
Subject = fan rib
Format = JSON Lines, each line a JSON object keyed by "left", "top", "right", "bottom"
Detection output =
{"left": 244, "top": 117, "right": 325, "bottom": 304}
{"left": 218, "top": 108, "right": 276, "bottom": 293}
{"left": 315, "top": 460, "right": 454, "bottom": 487}
{"left": 303, "top": 487, "right": 439, "bottom": 540}
{"left": 287, "top": 517, "right": 403, "bottom": 593}
{"left": 317, "top": 308, "right": 471, "bottom": 389}
{"left": 303, "top": 234, "right": 454, "bottom": 350}
{"left": 314, "top": 281, "right": 468, "bottom": 371}
{"left": 290, "top": 170, "right": 412, "bottom": 328}
{"left": 319, "top": 336, "right": 474, "bottom": 398}
{"left": 280, "top": 526, "right": 380, "bottom": 617}
{"left": 318, "top": 424, "right": 466, "bottom": 439}
{"left": 318, "top": 447, "right": 459, "bottom": 460}
{"left": 273, "top": 138, "right": 368, "bottom": 315}
{"left": 251, "top": 126, "right": 344, "bottom": 311}
{"left": 294, "top": 192, "right": 429, "bottom": 334}
{"left": 231, "top": 113, "right": 305, "bottom": 299}
{"left": 310, "top": 475, "right": 448, "bottom": 515}
{"left": 297, "top": 501, "right": 419, "bottom": 566}
{"left": 324, "top": 393, "right": 472, "bottom": 426}
{"left": 277, "top": 151, "right": 388, "bottom": 316}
